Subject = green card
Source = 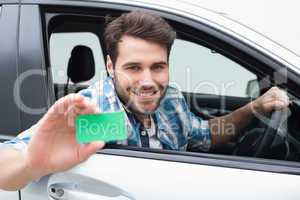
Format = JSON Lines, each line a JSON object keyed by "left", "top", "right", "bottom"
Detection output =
{"left": 76, "top": 111, "right": 128, "bottom": 144}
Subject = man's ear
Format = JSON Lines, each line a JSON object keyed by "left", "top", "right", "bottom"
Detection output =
{"left": 106, "top": 55, "right": 114, "bottom": 77}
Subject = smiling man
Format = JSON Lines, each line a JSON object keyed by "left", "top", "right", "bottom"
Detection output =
{"left": 0, "top": 11, "right": 289, "bottom": 190}
{"left": 109, "top": 36, "right": 168, "bottom": 116}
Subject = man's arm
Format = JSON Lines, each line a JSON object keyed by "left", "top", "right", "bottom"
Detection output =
{"left": 0, "top": 94, "right": 104, "bottom": 191}
{"left": 209, "top": 87, "right": 290, "bottom": 148}
{"left": 0, "top": 148, "right": 36, "bottom": 191}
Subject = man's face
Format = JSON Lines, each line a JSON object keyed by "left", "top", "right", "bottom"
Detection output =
{"left": 107, "top": 35, "right": 169, "bottom": 115}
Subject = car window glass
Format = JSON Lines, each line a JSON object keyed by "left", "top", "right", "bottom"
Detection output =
{"left": 49, "top": 32, "right": 106, "bottom": 86}
{"left": 169, "top": 39, "right": 257, "bottom": 97}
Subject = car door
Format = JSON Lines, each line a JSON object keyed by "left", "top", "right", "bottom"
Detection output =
{"left": 19, "top": 1, "right": 300, "bottom": 199}
{"left": 21, "top": 150, "right": 300, "bottom": 200}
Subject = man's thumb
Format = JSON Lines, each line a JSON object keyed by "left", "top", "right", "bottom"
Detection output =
{"left": 79, "top": 141, "right": 105, "bottom": 161}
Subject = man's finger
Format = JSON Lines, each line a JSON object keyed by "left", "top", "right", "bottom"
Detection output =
{"left": 65, "top": 101, "right": 100, "bottom": 127}
{"left": 264, "top": 100, "right": 288, "bottom": 111}
{"left": 78, "top": 141, "right": 105, "bottom": 162}
{"left": 51, "top": 94, "right": 86, "bottom": 116}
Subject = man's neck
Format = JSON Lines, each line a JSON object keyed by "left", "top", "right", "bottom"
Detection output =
{"left": 134, "top": 113, "right": 151, "bottom": 129}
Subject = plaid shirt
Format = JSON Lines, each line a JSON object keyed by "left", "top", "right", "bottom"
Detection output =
{"left": 3, "top": 76, "right": 211, "bottom": 152}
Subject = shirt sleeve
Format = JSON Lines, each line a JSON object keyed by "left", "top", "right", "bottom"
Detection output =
{"left": 0, "top": 124, "right": 36, "bottom": 152}
{"left": 187, "top": 111, "right": 212, "bottom": 152}
{"left": 0, "top": 83, "right": 101, "bottom": 152}
{"left": 165, "top": 85, "right": 212, "bottom": 152}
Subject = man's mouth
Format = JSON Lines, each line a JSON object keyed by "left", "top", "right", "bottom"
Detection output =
{"left": 132, "top": 90, "right": 159, "bottom": 97}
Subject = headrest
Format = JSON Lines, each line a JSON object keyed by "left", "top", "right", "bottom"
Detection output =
{"left": 67, "top": 45, "right": 95, "bottom": 83}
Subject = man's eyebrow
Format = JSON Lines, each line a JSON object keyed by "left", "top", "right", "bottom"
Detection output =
{"left": 152, "top": 61, "right": 168, "bottom": 65}
{"left": 122, "top": 61, "right": 168, "bottom": 68}
{"left": 122, "top": 62, "right": 141, "bottom": 68}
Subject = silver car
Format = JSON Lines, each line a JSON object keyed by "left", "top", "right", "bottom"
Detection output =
{"left": 1, "top": 0, "right": 300, "bottom": 199}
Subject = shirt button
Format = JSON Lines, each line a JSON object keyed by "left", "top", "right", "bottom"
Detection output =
{"left": 141, "top": 131, "right": 147, "bottom": 136}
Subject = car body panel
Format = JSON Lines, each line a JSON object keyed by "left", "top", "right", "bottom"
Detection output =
{"left": 0, "top": 4, "right": 22, "bottom": 135}
{"left": 179, "top": 0, "right": 300, "bottom": 57}
{"left": 17, "top": 0, "right": 300, "bottom": 72}
{"left": 0, "top": 190, "right": 19, "bottom": 200}
{"left": 0, "top": 0, "right": 19, "bottom": 4}
{"left": 21, "top": 153, "right": 300, "bottom": 200}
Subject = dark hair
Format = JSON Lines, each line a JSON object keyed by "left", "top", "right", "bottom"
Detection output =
{"left": 104, "top": 11, "right": 177, "bottom": 65}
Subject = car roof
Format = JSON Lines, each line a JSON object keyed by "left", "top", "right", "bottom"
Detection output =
{"left": 2, "top": 0, "right": 300, "bottom": 72}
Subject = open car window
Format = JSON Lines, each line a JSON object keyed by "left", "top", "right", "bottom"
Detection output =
{"left": 43, "top": 7, "right": 300, "bottom": 167}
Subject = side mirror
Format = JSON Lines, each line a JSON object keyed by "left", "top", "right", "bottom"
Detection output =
{"left": 246, "top": 79, "right": 259, "bottom": 98}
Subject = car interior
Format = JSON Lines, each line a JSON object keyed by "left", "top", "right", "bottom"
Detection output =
{"left": 44, "top": 8, "right": 300, "bottom": 163}
{"left": 54, "top": 45, "right": 96, "bottom": 99}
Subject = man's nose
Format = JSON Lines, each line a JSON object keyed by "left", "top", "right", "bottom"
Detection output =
{"left": 139, "top": 69, "right": 155, "bottom": 89}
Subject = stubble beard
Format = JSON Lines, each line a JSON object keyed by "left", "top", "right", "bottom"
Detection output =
{"left": 112, "top": 75, "right": 168, "bottom": 115}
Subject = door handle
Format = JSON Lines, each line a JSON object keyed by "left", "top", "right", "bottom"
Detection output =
{"left": 47, "top": 173, "right": 135, "bottom": 200}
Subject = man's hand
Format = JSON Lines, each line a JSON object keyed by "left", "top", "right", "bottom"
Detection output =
{"left": 24, "top": 94, "right": 105, "bottom": 180}
{"left": 251, "top": 86, "right": 290, "bottom": 116}
{"left": 209, "top": 86, "right": 290, "bottom": 148}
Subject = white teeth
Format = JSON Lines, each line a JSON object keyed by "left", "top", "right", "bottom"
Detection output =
{"left": 134, "top": 91, "right": 157, "bottom": 96}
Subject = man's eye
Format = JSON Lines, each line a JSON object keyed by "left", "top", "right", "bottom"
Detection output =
{"left": 127, "top": 66, "right": 140, "bottom": 71}
{"left": 152, "top": 65, "right": 165, "bottom": 71}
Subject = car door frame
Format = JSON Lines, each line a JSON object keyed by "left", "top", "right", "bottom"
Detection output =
{"left": 0, "top": 3, "right": 22, "bottom": 140}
